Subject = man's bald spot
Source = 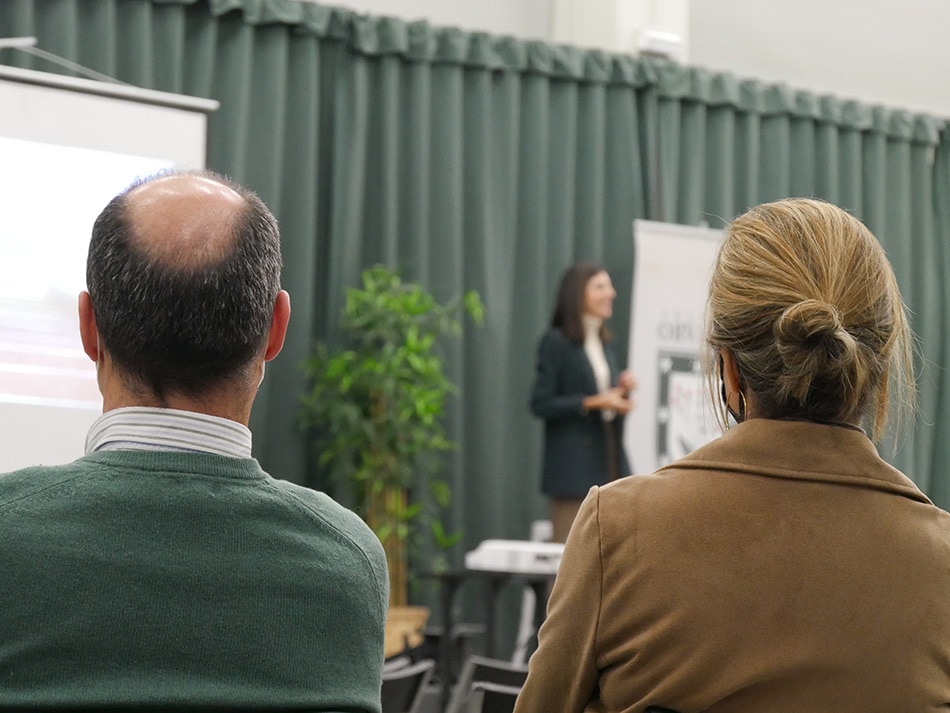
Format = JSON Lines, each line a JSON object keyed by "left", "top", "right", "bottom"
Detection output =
{"left": 124, "top": 173, "right": 248, "bottom": 269}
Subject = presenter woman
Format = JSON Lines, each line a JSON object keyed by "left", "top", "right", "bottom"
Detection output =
{"left": 530, "top": 262, "right": 636, "bottom": 543}
{"left": 514, "top": 199, "right": 950, "bottom": 713}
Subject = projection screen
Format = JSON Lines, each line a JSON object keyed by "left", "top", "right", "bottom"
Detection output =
{"left": 0, "top": 64, "right": 218, "bottom": 471}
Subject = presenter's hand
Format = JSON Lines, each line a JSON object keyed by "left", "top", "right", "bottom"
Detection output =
{"left": 584, "top": 387, "right": 634, "bottom": 414}
{"left": 617, "top": 370, "right": 637, "bottom": 396}
{"left": 610, "top": 387, "right": 635, "bottom": 415}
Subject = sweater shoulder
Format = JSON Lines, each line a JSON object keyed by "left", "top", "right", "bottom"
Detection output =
{"left": 258, "top": 477, "right": 388, "bottom": 593}
{"left": 265, "top": 478, "right": 382, "bottom": 552}
{"left": 0, "top": 460, "right": 97, "bottom": 505}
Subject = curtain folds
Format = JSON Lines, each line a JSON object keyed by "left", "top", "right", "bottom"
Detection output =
{"left": 1, "top": 0, "right": 947, "bottom": 572}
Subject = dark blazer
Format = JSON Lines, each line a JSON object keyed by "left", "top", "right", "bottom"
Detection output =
{"left": 515, "top": 419, "right": 950, "bottom": 713}
{"left": 530, "top": 328, "right": 630, "bottom": 497}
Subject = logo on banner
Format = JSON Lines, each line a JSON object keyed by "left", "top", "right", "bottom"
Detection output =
{"left": 656, "top": 352, "right": 719, "bottom": 466}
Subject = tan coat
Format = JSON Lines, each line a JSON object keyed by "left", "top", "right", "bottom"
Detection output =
{"left": 514, "top": 419, "right": 950, "bottom": 713}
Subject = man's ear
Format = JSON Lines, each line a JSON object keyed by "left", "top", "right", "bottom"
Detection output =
{"left": 78, "top": 291, "right": 100, "bottom": 363}
{"left": 263, "top": 290, "right": 291, "bottom": 362}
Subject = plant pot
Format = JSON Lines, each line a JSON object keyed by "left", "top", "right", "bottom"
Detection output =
{"left": 385, "top": 604, "right": 430, "bottom": 658}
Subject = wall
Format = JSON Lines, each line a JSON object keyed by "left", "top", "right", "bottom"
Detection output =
{"left": 689, "top": 0, "right": 950, "bottom": 117}
{"left": 325, "top": 0, "right": 553, "bottom": 40}
{"left": 328, "top": 0, "right": 950, "bottom": 117}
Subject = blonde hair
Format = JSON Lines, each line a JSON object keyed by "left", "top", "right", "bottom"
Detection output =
{"left": 707, "top": 198, "right": 915, "bottom": 441}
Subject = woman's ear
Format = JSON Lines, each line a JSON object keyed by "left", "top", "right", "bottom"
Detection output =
{"left": 719, "top": 349, "right": 747, "bottom": 422}
{"left": 720, "top": 349, "right": 741, "bottom": 395}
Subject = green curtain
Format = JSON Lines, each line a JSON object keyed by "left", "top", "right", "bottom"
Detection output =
{"left": 1, "top": 0, "right": 947, "bottom": 578}
{"left": 928, "top": 141, "right": 950, "bottom": 509}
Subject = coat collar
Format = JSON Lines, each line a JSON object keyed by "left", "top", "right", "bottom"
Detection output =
{"left": 658, "top": 418, "right": 930, "bottom": 504}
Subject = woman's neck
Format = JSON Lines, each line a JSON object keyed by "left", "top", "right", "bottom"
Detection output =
{"left": 582, "top": 314, "right": 603, "bottom": 338}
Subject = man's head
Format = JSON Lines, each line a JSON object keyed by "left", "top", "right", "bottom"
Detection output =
{"left": 80, "top": 170, "right": 290, "bottom": 413}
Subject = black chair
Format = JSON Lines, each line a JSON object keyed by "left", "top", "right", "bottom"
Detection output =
{"left": 381, "top": 657, "right": 436, "bottom": 713}
{"left": 382, "top": 654, "right": 413, "bottom": 673}
{"left": 467, "top": 681, "right": 523, "bottom": 713}
{"left": 424, "top": 622, "right": 486, "bottom": 682}
{"left": 445, "top": 655, "right": 529, "bottom": 713}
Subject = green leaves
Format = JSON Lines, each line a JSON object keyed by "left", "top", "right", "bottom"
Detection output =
{"left": 463, "top": 290, "right": 485, "bottom": 325}
{"left": 299, "top": 264, "right": 484, "bottom": 574}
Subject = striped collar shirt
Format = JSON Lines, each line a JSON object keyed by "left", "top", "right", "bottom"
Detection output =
{"left": 85, "top": 407, "right": 252, "bottom": 458}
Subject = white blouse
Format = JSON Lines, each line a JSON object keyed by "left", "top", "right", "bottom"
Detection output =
{"left": 582, "top": 315, "right": 615, "bottom": 421}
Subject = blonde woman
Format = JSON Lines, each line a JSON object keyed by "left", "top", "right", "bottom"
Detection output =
{"left": 515, "top": 200, "right": 950, "bottom": 713}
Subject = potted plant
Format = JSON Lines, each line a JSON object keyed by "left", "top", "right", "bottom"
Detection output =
{"left": 299, "top": 265, "right": 484, "bottom": 644}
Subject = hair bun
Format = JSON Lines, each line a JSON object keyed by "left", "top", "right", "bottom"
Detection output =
{"left": 775, "top": 299, "right": 844, "bottom": 347}
{"left": 709, "top": 198, "right": 914, "bottom": 438}
{"left": 774, "top": 299, "right": 861, "bottom": 404}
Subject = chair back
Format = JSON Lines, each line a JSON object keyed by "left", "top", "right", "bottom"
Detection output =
{"left": 381, "top": 657, "right": 435, "bottom": 713}
{"left": 467, "top": 681, "right": 523, "bottom": 713}
{"left": 445, "top": 655, "right": 529, "bottom": 713}
{"left": 382, "top": 654, "right": 413, "bottom": 673}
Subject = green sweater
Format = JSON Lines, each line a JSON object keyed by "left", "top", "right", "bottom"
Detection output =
{"left": 0, "top": 451, "right": 389, "bottom": 711}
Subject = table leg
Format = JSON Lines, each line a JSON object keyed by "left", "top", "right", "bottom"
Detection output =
{"left": 484, "top": 576, "right": 505, "bottom": 658}
{"left": 437, "top": 577, "right": 459, "bottom": 711}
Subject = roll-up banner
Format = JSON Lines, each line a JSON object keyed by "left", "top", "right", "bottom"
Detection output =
{"left": 623, "top": 220, "right": 725, "bottom": 475}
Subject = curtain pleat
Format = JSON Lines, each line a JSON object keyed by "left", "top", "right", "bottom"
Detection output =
{"left": 2, "top": 0, "right": 948, "bottom": 569}
{"left": 929, "top": 143, "right": 950, "bottom": 509}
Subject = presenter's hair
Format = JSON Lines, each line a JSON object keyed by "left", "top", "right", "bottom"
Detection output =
{"left": 86, "top": 170, "right": 282, "bottom": 398}
{"left": 706, "top": 198, "right": 915, "bottom": 440}
{"left": 551, "top": 261, "right": 610, "bottom": 344}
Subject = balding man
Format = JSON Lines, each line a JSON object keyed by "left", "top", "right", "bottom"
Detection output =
{"left": 0, "top": 171, "right": 389, "bottom": 710}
